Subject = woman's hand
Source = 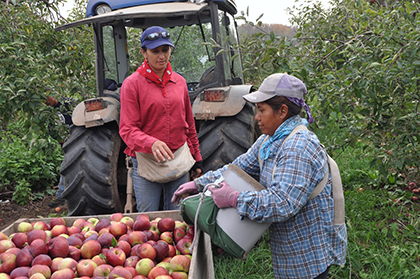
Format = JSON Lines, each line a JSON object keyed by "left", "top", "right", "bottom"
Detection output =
{"left": 151, "top": 140, "right": 174, "bottom": 162}
{"left": 209, "top": 181, "right": 240, "bottom": 208}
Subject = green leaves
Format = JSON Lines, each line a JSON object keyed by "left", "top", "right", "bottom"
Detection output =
{"left": 238, "top": 0, "right": 420, "bottom": 184}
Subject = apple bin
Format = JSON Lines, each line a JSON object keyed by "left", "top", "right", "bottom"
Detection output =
{"left": 1, "top": 210, "right": 215, "bottom": 279}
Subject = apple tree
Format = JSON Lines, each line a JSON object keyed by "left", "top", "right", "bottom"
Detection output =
{"left": 237, "top": 0, "right": 420, "bottom": 184}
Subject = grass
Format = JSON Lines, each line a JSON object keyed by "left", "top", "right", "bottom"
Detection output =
{"left": 212, "top": 129, "right": 420, "bottom": 278}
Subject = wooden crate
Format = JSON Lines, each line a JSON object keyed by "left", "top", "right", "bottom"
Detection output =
{"left": 1, "top": 210, "right": 214, "bottom": 279}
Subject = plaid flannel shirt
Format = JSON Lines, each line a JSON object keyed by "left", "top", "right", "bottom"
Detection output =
{"left": 194, "top": 117, "right": 347, "bottom": 278}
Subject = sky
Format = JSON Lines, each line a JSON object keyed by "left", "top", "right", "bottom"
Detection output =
{"left": 61, "top": 0, "right": 332, "bottom": 26}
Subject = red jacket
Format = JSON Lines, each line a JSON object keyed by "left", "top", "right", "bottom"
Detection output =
{"left": 119, "top": 70, "right": 202, "bottom": 162}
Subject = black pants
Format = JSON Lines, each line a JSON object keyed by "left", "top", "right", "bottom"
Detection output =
{"left": 314, "top": 266, "right": 330, "bottom": 279}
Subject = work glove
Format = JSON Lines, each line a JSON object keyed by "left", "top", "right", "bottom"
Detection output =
{"left": 171, "top": 181, "right": 199, "bottom": 206}
{"left": 208, "top": 181, "right": 239, "bottom": 208}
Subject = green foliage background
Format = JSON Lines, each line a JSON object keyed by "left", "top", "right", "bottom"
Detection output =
{"left": 0, "top": 0, "right": 419, "bottom": 205}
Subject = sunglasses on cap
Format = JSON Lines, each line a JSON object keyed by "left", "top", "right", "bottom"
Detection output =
{"left": 142, "top": 31, "right": 170, "bottom": 42}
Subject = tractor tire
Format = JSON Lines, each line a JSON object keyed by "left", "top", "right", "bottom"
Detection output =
{"left": 60, "top": 123, "right": 123, "bottom": 216}
{"left": 197, "top": 102, "right": 257, "bottom": 172}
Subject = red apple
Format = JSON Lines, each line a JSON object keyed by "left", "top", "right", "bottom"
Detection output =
{"left": 157, "top": 218, "right": 175, "bottom": 233}
{"left": 95, "top": 219, "right": 111, "bottom": 233}
{"left": 118, "top": 234, "right": 129, "bottom": 243}
{"left": 127, "top": 232, "right": 147, "bottom": 247}
{"left": 173, "top": 228, "right": 186, "bottom": 244}
{"left": 0, "top": 240, "right": 16, "bottom": 254}
{"left": 117, "top": 240, "right": 131, "bottom": 257}
{"left": 33, "top": 221, "right": 49, "bottom": 231}
{"left": 48, "top": 237, "right": 69, "bottom": 259}
{"left": 124, "top": 266, "right": 137, "bottom": 277}
{"left": 132, "top": 219, "right": 150, "bottom": 232}
{"left": 154, "top": 276, "right": 172, "bottom": 279}
{"left": 50, "top": 267, "right": 75, "bottom": 279}
{"left": 67, "top": 226, "right": 81, "bottom": 236}
{"left": 0, "top": 252, "right": 17, "bottom": 274}
{"left": 27, "top": 230, "right": 48, "bottom": 245}
{"left": 170, "top": 272, "right": 188, "bottom": 279}
{"left": 98, "top": 228, "right": 110, "bottom": 236}
{"left": 66, "top": 236, "right": 83, "bottom": 249}
{"left": 68, "top": 246, "right": 80, "bottom": 261}
{"left": 6, "top": 248, "right": 21, "bottom": 256}
{"left": 136, "top": 243, "right": 156, "bottom": 261}
{"left": 148, "top": 221, "right": 159, "bottom": 235}
{"left": 120, "top": 217, "right": 134, "bottom": 229}
{"left": 76, "top": 259, "right": 98, "bottom": 277}
{"left": 175, "top": 238, "right": 192, "bottom": 255}
{"left": 97, "top": 233, "right": 116, "bottom": 249}
{"left": 108, "top": 266, "right": 132, "bottom": 279}
{"left": 109, "top": 222, "right": 127, "bottom": 238}
{"left": 57, "top": 257, "right": 78, "bottom": 272}
{"left": 134, "top": 257, "right": 155, "bottom": 277}
{"left": 51, "top": 225, "right": 68, "bottom": 238}
{"left": 93, "top": 264, "right": 113, "bottom": 278}
{"left": 49, "top": 218, "right": 66, "bottom": 229}
{"left": 50, "top": 257, "right": 63, "bottom": 273}
{"left": 187, "top": 225, "right": 194, "bottom": 236}
{"left": 152, "top": 241, "right": 169, "bottom": 262}
{"left": 11, "top": 233, "right": 27, "bottom": 249}
{"left": 17, "top": 222, "right": 32, "bottom": 233}
{"left": 32, "top": 254, "right": 52, "bottom": 267}
{"left": 159, "top": 232, "right": 173, "bottom": 245}
{"left": 29, "top": 239, "right": 48, "bottom": 257}
{"left": 170, "top": 255, "right": 190, "bottom": 273}
{"left": 9, "top": 266, "right": 30, "bottom": 278}
{"left": 106, "top": 247, "right": 126, "bottom": 267}
{"left": 0, "top": 232, "right": 8, "bottom": 241}
{"left": 29, "top": 273, "right": 48, "bottom": 279}
{"left": 130, "top": 244, "right": 141, "bottom": 257}
{"left": 110, "top": 213, "right": 124, "bottom": 222}
{"left": 147, "top": 266, "right": 169, "bottom": 279}
{"left": 133, "top": 276, "right": 147, "bottom": 279}
{"left": 72, "top": 219, "right": 87, "bottom": 229}
{"left": 80, "top": 240, "right": 102, "bottom": 259}
{"left": 174, "top": 221, "right": 187, "bottom": 232}
{"left": 167, "top": 244, "right": 176, "bottom": 257}
{"left": 28, "top": 264, "right": 51, "bottom": 279}
{"left": 92, "top": 254, "right": 107, "bottom": 266}
{"left": 124, "top": 255, "right": 140, "bottom": 268}
{"left": 16, "top": 247, "right": 34, "bottom": 267}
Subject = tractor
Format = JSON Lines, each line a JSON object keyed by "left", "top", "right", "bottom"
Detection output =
{"left": 55, "top": 0, "right": 257, "bottom": 216}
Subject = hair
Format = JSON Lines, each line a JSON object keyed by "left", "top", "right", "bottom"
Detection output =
{"left": 265, "top": 96, "right": 302, "bottom": 119}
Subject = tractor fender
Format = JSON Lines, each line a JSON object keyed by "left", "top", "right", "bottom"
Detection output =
{"left": 72, "top": 97, "right": 120, "bottom": 128}
{"left": 193, "top": 84, "right": 253, "bottom": 120}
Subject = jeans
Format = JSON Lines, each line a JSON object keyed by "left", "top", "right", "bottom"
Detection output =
{"left": 131, "top": 157, "right": 188, "bottom": 212}
{"left": 56, "top": 175, "right": 64, "bottom": 199}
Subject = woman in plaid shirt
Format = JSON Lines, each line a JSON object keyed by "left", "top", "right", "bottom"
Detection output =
{"left": 172, "top": 73, "right": 347, "bottom": 279}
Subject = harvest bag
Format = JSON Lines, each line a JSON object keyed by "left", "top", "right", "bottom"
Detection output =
{"left": 181, "top": 164, "right": 269, "bottom": 259}
{"left": 135, "top": 142, "right": 195, "bottom": 183}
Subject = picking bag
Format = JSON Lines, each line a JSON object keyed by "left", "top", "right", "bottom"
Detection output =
{"left": 180, "top": 164, "right": 270, "bottom": 259}
{"left": 135, "top": 141, "right": 195, "bottom": 183}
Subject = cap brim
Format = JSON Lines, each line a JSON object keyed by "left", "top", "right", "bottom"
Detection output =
{"left": 142, "top": 40, "right": 174, "bottom": 50}
{"left": 243, "top": 91, "right": 275, "bottom": 103}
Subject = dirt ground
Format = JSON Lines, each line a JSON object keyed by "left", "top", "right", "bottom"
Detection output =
{"left": 0, "top": 190, "right": 67, "bottom": 232}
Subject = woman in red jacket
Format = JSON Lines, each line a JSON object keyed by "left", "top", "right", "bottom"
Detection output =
{"left": 119, "top": 26, "right": 202, "bottom": 212}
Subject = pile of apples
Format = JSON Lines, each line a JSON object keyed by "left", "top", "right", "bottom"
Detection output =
{"left": 0, "top": 213, "right": 195, "bottom": 279}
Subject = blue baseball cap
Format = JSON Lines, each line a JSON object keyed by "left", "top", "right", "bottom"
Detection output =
{"left": 141, "top": 26, "right": 174, "bottom": 49}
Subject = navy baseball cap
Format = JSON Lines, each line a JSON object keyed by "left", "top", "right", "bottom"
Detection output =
{"left": 141, "top": 26, "right": 174, "bottom": 49}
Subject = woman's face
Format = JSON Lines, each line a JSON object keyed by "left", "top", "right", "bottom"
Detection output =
{"left": 141, "top": 45, "right": 172, "bottom": 77}
{"left": 255, "top": 102, "right": 287, "bottom": 136}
